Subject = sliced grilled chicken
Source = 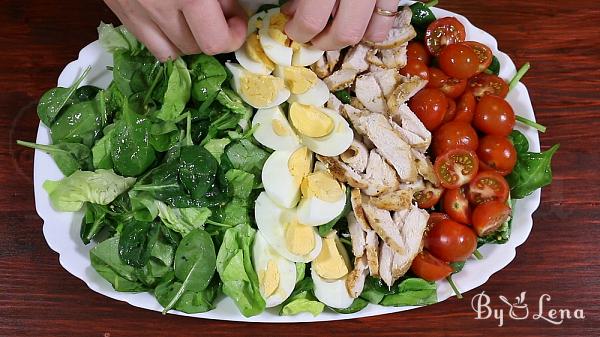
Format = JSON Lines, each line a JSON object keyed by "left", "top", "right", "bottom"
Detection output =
{"left": 369, "top": 189, "right": 413, "bottom": 211}
{"left": 348, "top": 212, "right": 367, "bottom": 257}
{"left": 392, "top": 124, "right": 430, "bottom": 153}
{"left": 387, "top": 76, "right": 428, "bottom": 113}
{"left": 362, "top": 201, "right": 405, "bottom": 255}
{"left": 362, "top": 149, "right": 399, "bottom": 196}
{"left": 316, "top": 155, "right": 368, "bottom": 189}
{"left": 393, "top": 6, "right": 413, "bottom": 28}
{"left": 326, "top": 50, "right": 341, "bottom": 72}
{"left": 327, "top": 93, "right": 343, "bottom": 113}
{"left": 342, "top": 44, "right": 370, "bottom": 72}
{"left": 340, "top": 138, "right": 369, "bottom": 173}
{"left": 346, "top": 255, "right": 369, "bottom": 298}
{"left": 324, "top": 68, "right": 358, "bottom": 91}
{"left": 350, "top": 97, "right": 366, "bottom": 110}
{"left": 392, "top": 208, "right": 410, "bottom": 224}
{"left": 381, "top": 44, "right": 408, "bottom": 69}
{"left": 350, "top": 188, "right": 371, "bottom": 231}
{"left": 373, "top": 68, "right": 401, "bottom": 98}
{"left": 379, "top": 242, "right": 395, "bottom": 287}
{"left": 358, "top": 113, "right": 418, "bottom": 182}
{"left": 356, "top": 73, "right": 387, "bottom": 114}
{"left": 391, "top": 205, "right": 429, "bottom": 279}
{"left": 365, "top": 229, "right": 380, "bottom": 277}
{"left": 411, "top": 149, "right": 439, "bottom": 185}
{"left": 399, "top": 176, "right": 426, "bottom": 193}
{"left": 341, "top": 104, "right": 368, "bottom": 135}
{"left": 311, "top": 55, "right": 329, "bottom": 78}
{"left": 363, "top": 25, "right": 416, "bottom": 50}
{"left": 366, "top": 49, "right": 384, "bottom": 67}
{"left": 390, "top": 104, "right": 431, "bottom": 148}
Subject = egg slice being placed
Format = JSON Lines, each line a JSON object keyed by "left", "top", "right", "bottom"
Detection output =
{"left": 288, "top": 103, "right": 354, "bottom": 156}
{"left": 274, "top": 66, "right": 329, "bottom": 106}
{"left": 311, "top": 232, "right": 354, "bottom": 309}
{"left": 291, "top": 41, "right": 325, "bottom": 67}
{"left": 258, "top": 9, "right": 294, "bottom": 66}
{"left": 235, "top": 33, "right": 275, "bottom": 75}
{"left": 296, "top": 170, "right": 347, "bottom": 226}
{"left": 252, "top": 230, "right": 297, "bottom": 307}
{"left": 262, "top": 147, "right": 313, "bottom": 208}
{"left": 252, "top": 106, "right": 300, "bottom": 151}
{"left": 226, "top": 63, "right": 290, "bottom": 109}
{"left": 255, "top": 192, "right": 323, "bottom": 263}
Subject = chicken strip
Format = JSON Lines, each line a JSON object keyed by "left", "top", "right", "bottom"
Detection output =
{"left": 324, "top": 68, "right": 358, "bottom": 91}
{"left": 391, "top": 205, "right": 429, "bottom": 280}
{"left": 362, "top": 149, "right": 399, "bottom": 196}
{"left": 356, "top": 73, "right": 387, "bottom": 114}
{"left": 316, "top": 155, "right": 368, "bottom": 189}
{"left": 340, "top": 138, "right": 369, "bottom": 173}
{"left": 387, "top": 76, "right": 428, "bottom": 112}
{"left": 379, "top": 242, "right": 395, "bottom": 287}
{"left": 365, "top": 229, "right": 380, "bottom": 277}
{"left": 342, "top": 44, "right": 370, "bottom": 73}
{"left": 347, "top": 212, "right": 367, "bottom": 257}
{"left": 346, "top": 255, "right": 369, "bottom": 298}
{"left": 369, "top": 189, "right": 413, "bottom": 211}
{"left": 362, "top": 200, "right": 405, "bottom": 255}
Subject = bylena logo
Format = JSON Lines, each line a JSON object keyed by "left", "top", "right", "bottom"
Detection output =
{"left": 471, "top": 291, "right": 585, "bottom": 327}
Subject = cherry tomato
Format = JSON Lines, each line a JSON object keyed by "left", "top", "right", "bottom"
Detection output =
{"left": 468, "top": 171, "right": 510, "bottom": 205}
{"left": 426, "top": 68, "right": 466, "bottom": 98}
{"left": 454, "top": 90, "right": 476, "bottom": 123}
{"left": 428, "top": 212, "right": 450, "bottom": 227}
{"left": 409, "top": 88, "right": 448, "bottom": 131}
{"left": 410, "top": 251, "right": 453, "bottom": 281}
{"left": 425, "top": 219, "right": 478, "bottom": 262}
{"left": 438, "top": 43, "right": 480, "bottom": 79}
{"left": 473, "top": 95, "right": 515, "bottom": 136}
{"left": 407, "top": 41, "right": 431, "bottom": 65}
{"left": 477, "top": 135, "right": 517, "bottom": 175}
{"left": 434, "top": 149, "right": 479, "bottom": 189}
{"left": 472, "top": 201, "right": 511, "bottom": 237}
{"left": 469, "top": 73, "right": 509, "bottom": 98}
{"left": 442, "top": 98, "right": 457, "bottom": 123}
{"left": 442, "top": 186, "right": 472, "bottom": 225}
{"left": 414, "top": 182, "right": 444, "bottom": 209}
{"left": 433, "top": 121, "right": 479, "bottom": 157}
{"left": 425, "top": 17, "right": 466, "bottom": 56}
{"left": 400, "top": 59, "right": 429, "bottom": 81}
{"left": 462, "top": 41, "right": 493, "bottom": 74}
{"left": 427, "top": 67, "right": 448, "bottom": 88}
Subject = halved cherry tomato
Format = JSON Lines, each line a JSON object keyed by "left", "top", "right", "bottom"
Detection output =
{"left": 425, "top": 17, "right": 466, "bottom": 56}
{"left": 454, "top": 90, "right": 476, "bottom": 123}
{"left": 410, "top": 250, "right": 453, "bottom": 281}
{"left": 477, "top": 135, "right": 517, "bottom": 175}
{"left": 409, "top": 88, "right": 447, "bottom": 131}
{"left": 438, "top": 43, "right": 480, "bottom": 79}
{"left": 473, "top": 95, "right": 515, "bottom": 136}
{"left": 428, "top": 212, "right": 451, "bottom": 227}
{"left": 469, "top": 73, "right": 509, "bottom": 98}
{"left": 407, "top": 41, "right": 431, "bottom": 65}
{"left": 427, "top": 68, "right": 466, "bottom": 98}
{"left": 468, "top": 171, "right": 510, "bottom": 205}
{"left": 472, "top": 201, "right": 511, "bottom": 237}
{"left": 442, "top": 186, "right": 471, "bottom": 224}
{"left": 432, "top": 121, "right": 479, "bottom": 157}
{"left": 400, "top": 59, "right": 429, "bottom": 81}
{"left": 462, "top": 41, "right": 493, "bottom": 74}
{"left": 414, "top": 182, "right": 444, "bottom": 209}
{"left": 442, "top": 98, "right": 457, "bottom": 123}
{"left": 434, "top": 149, "right": 479, "bottom": 189}
{"left": 425, "top": 219, "right": 478, "bottom": 262}
{"left": 427, "top": 67, "right": 448, "bottom": 88}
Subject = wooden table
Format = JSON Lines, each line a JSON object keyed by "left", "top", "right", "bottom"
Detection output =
{"left": 1, "top": 1, "right": 599, "bottom": 336}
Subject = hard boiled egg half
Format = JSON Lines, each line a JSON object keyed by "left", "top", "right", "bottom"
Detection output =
{"left": 274, "top": 66, "right": 329, "bottom": 106}
{"left": 296, "top": 170, "right": 347, "bottom": 226}
{"left": 252, "top": 230, "right": 297, "bottom": 307}
{"left": 226, "top": 63, "right": 290, "bottom": 109}
{"left": 261, "top": 146, "right": 313, "bottom": 208}
{"left": 251, "top": 106, "right": 300, "bottom": 151}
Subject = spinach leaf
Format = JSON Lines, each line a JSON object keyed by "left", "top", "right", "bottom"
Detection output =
{"left": 149, "top": 121, "right": 180, "bottom": 152}
{"left": 216, "top": 223, "right": 265, "bottom": 317}
{"left": 279, "top": 278, "right": 324, "bottom": 317}
{"left": 486, "top": 55, "right": 501, "bottom": 75}
{"left": 188, "top": 54, "right": 227, "bottom": 103}
{"left": 333, "top": 89, "right": 352, "bottom": 104}
{"left": 380, "top": 278, "right": 437, "bottom": 307}
{"left": 37, "top": 66, "right": 91, "bottom": 126}
{"left": 43, "top": 169, "right": 136, "bottom": 212}
{"left": 178, "top": 145, "right": 218, "bottom": 199}
{"left": 80, "top": 203, "right": 109, "bottom": 244}
{"left": 156, "top": 58, "right": 191, "bottom": 121}
{"left": 90, "top": 236, "right": 147, "bottom": 292}
{"left": 50, "top": 99, "right": 104, "bottom": 147}
{"left": 210, "top": 169, "right": 255, "bottom": 227}
{"left": 204, "top": 138, "right": 231, "bottom": 162}
{"left": 98, "top": 22, "right": 141, "bottom": 54}
{"left": 360, "top": 276, "right": 392, "bottom": 304}
{"left": 410, "top": 2, "right": 436, "bottom": 29}
{"left": 155, "top": 276, "right": 218, "bottom": 314}
{"left": 118, "top": 219, "right": 160, "bottom": 268}
{"left": 74, "top": 85, "right": 101, "bottom": 102}
{"left": 225, "top": 139, "right": 269, "bottom": 178}
{"left": 129, "top": 190, "right": 160, "bottom": 222}
{"left": 331, "top": 298, "right": 369, "bottom": 314}
{"left": 113, "top": 50, "right": 162, "bottom": 98}
{"left": 506, "top": 130, "right": 559, "bottom": 199}
{"left": 318, "top": 188, "right": 352, "bottom": 236}
{"left": 216, "top": 88, "right": 252, "bottom": 129}
{"left": 17, "top": 140, "right": 92, "bottom": 176}
{"left": 156, "top": 201, "right": 211, "bottom": 236}
{"left": 91, "top": 127, "right": 115, "bottom": 169}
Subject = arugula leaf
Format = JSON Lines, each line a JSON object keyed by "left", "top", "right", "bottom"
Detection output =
{"left": 37, "top": 66, "right": 91, "bottom": 126}
{"left": 17, "top": 140, "right": 92, "bottom": 176}
{"left": 156, "top": 58, "right": 191, "bottom": 121}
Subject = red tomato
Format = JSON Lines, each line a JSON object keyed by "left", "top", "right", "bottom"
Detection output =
{"left": 425, "top": 17, "right": 466, "bottom": 56}
{"left": 462, "top": 41, "right": 493, "bottom": 74}
{"left": 473, "top": 95, "right": 516, "bottom": 136}
{"left": 414, "top": 182, "right": 444, "bottom": 209}
{"left": 428, "top": 212, "right": 451, "bottom": 226}
{"left": 407, "top": 41, "right": 431, "bottom": 65}
{"left": 427, "top": 68, "right": 466, "bottom": 98}
{"left": 468, "top": 171, "right": 510, "bottom": 205}
{"left": 438, "top": 43, "right": 480, "bottom": 79}
{"left": 477, "top": 135, "right": 517, "bottom": 175}
{"left": 432, "top": 121, "right": 479, "bottom": 157}
{"left": 425, "top": 219, "right": 478, "bottom": 262}
{"left": 442, "top": 187, "right": 472, "bottom": 225}
{"left": 434, "top": 149, "right": 479, "bottom": 189}
{"left": 427, "top": 67, "right": 448, "bottom": 88}
{"left": 472, "top": 201, "right": 512, "bottom": 237}
{"left": 442, "top": 98, "right": 457, "bottom": 123}
{"left": 469, "top": 73, "right": 509, "bottom": 98}
{"left": 454, "top": 90, "right": 476, "bottom": 123}
{"left": 400, "top": 59, "right": 429, "bottom": 81}
{"left": 410, "top": 251, "right": 453, "bottom": 281}
{"left": 409, "top": 88, "right": 448, "bottom": 131}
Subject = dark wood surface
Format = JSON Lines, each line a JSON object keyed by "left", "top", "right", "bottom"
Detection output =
{"left": 1, "top": 1, "right": 599, "bottom": 336}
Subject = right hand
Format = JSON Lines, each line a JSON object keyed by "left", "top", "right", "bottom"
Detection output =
{"left": 103, "top": 0, "right": 248, "bottom": 61}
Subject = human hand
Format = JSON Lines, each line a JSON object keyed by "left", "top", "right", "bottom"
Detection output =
{"left": 103, "top": 0, "right": 248, "bottom": 61}
{"left": 282, "top": 0, "right": 399, "bottom": 51}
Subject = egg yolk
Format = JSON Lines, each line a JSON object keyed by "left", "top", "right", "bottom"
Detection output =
{"left": 240, "top": 73, "right": 284, "bottom": 107}
{"left": 300, "top": 171, "right": 344, "bottom": 202}
{"left": 289, "top": 103, "right": 334, "bottom": 138}
{"left": 271, "top": 119, "right": 290, "bottom": 136}
{"left": 246, "top": 33, "right": 275, "bottom": 71}
{"left": 258, "top": 260, "right": 280, "bottom": 297}
{"left": 269, "top": 13, "right": 291, "bottom": 46}
{"left": 313, "top": 233, "right": 350, "bottom": 280}
{"left": 288, "top": 146, "right": 313, "bottom": 185}
{"left": 285, "top": 219, "right": 316, "bottom": 256}
{"left": 283, "top": 66, "right": 318, "bottom": 94}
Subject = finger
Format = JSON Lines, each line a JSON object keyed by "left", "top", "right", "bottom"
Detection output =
{"left": 284, "top": 0, "right": 337, "bottom": 43}
{"left": 281, "top": 0, "right": 300, "bottom": 16}
{"left": 312, "top": 0, "right": 376, "bottom": 50}
{"left": 363, "top": 0, "right": 397, "bottom": 42}
{"left": 219, "top": 0, "right": 248, "bottom": 44}
{"left": 182, "top": 0, "right": 246, "bottom": 55}
{"left": 104, "top": 0, "right": 180, "bottom": 61}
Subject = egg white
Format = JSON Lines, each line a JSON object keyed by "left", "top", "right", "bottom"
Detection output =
{"left": 225, "top": 62, "right": 290, "bottom": 109}
{"left": 261, "top": 149, "right": 305, "bottom": 208}
{"left": 311, "top": 266, "right": 354, "bottom": 309}
{"left": 287, "top": 78, "right": 329, "bottom": 107}
{"left": 258, "top": 8, "right": 293, "bottom": 67}
{"left": 292, "top": 43, "right": 325, "bottom": 67}
{"left": 235, "top": 43, "right": 273, "bottom": 75}
{"left": 299, "top": 107, "right": 354, "bottom": 156}
{"left": 296, "top": 186, "right": 347, "bottom": 226}
{"left": 252, "top": 106, "right": 300, "bottom": 151}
